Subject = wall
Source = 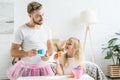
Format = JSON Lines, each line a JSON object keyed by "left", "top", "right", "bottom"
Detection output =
{"left": 0, "top": 0, "right": 14, "bottom": 79}
{"left": 0, "top": 0, "right": 120, "bottom": 79}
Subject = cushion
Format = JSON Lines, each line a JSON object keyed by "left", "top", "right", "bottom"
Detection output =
{"left": 56, "top": 40, "right": 66, "bottom": 51}
{"left": 52, "top": 39, "right": 60, "bottom": 52}
{"left": 52, "top": 39, "right": 66, "bottom": 52}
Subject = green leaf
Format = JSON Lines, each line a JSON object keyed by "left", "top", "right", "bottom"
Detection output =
{"left": 115, "top": 32, "right": 120, "bottom": 35}
{"left": 104, "top": 51, "right": 113, "bottom": 59}
{"left": 102, "top": 48, "right": 107, "bottom": 52}
{"left": 108, "top": 38, "right": 118, "bottom": 46}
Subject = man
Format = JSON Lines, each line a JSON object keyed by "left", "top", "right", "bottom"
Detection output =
{"left": 11, "top": 1, "right": 53, "bottom": 63}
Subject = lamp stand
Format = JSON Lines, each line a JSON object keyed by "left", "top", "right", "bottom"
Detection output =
{"left": 83, "top": 24, "right": 95, "bottom": 62}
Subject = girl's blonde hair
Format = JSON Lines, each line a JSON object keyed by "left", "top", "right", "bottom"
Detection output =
{"left": 63, "top": 37, "right": 83, "bottom": 68}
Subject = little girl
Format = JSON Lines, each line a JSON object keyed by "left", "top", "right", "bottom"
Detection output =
{"left": 54, "top": 37, "right": 94, "bottom": 79}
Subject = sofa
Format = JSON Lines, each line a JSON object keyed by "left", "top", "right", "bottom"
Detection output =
{"left": 84, "top": 61, "right": 107, "bottom": 80}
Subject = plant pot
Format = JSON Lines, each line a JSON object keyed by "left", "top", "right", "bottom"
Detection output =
{"left": 107, "top": 65, "right": 120, "bottom": 78}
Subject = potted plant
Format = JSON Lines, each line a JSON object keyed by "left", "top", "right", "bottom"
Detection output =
{"left": 102, "top": 32, "right": 120, "bottom": 78}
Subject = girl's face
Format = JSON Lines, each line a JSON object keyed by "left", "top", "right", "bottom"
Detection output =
{"left": 65, "top": 39, "right": 74, "bottom": 57}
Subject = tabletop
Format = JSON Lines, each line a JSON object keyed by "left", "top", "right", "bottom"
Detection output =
{"left": 17, "top": 74, "right": 95, "bottom": 80}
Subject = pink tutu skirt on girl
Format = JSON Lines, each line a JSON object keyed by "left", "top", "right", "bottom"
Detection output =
{"left": 7, "top": 60, "right": 54, "bottom": 80}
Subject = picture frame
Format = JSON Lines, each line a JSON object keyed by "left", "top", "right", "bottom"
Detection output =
{"left": 0, "top": 0, "right": 14, "bottom": 34}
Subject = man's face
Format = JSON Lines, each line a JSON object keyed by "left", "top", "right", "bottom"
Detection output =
{"left": 29, "top": 9, "right": 44, "bottom": 25}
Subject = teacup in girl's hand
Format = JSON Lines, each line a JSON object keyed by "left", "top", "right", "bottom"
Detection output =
{"left": 57, "top": 51, "right": 63, "bottom": 57}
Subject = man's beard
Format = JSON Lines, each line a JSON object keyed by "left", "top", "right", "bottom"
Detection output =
{"left": 33, "top": 18, "right": 42, "bottom": 25}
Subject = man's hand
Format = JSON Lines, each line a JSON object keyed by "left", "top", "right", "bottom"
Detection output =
{"left": 27, "top": 49, "right": 38, "bottom": 57}
{"left": 41, "top": 52, "right": 50, "bottom": 61}
{"left": 41, "top": 56, "right": 49, "bottom": 61}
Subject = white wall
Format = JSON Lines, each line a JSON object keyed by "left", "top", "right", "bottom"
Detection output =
{"left": 0, "top": 0, "right": 120, "bottom": 79}
{"left": 0, "top": 35, "right": 13, "bottom": 79}
{"left": 0, "top": 0, "right": 14, "bottom": 79}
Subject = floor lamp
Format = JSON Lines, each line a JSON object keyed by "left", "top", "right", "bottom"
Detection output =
{"left": 80, "top": 10, "right": 97, "bottom": 62}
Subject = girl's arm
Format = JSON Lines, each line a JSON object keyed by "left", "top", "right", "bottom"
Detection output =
{"left": 54, "top": 54, "right": 64, "bottom": 75}
{"left": 56, "top": 61, "right": 63, "bottom": 75}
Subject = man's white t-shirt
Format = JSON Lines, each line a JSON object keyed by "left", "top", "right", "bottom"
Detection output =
{"left": 13, "top": 24, "right": 52, "bottom": 63}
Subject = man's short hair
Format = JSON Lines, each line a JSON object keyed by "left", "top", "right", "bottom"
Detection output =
{"left": 27, "top": 1, "right": 42, "bottom": 14}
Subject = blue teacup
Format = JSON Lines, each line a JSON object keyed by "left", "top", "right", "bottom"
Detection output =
{"left": 38, "top": 49, "right": 44, "bottom": 55}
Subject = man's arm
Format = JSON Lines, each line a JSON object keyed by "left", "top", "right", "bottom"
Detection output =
{"left": 10, "top": 43, "right": 28, "bottom": 58}
{"left": 11, "top": 43, "right": 37, "bottom": 58}
{"left": 47, "top": 39, "right": 53, "bottom": 56}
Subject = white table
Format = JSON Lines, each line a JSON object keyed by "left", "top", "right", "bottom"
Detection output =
{"left": 17, "top": 74, "right": 94, "bottom": 80}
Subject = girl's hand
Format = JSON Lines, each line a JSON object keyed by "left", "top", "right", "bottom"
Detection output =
{"left": 54, "top": 53, "right": 59, "bottom": 62}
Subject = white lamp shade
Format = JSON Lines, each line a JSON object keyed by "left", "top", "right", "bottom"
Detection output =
{"left": 80, "top": 10, "right": 97, "bottom": 24}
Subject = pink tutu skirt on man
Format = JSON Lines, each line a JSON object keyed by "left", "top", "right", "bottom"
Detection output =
{"left": 7, "top": 60, "right": 54, "bottom": 80}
